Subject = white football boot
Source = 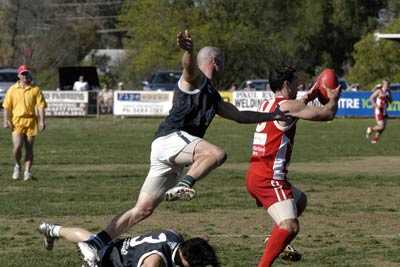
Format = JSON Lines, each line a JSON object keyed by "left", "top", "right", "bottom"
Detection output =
{"left": 12, "top": 165, "right": 21, "bottom": 180}
{"left": 365, "top": 127, "right": 372, "bottom": 139}
{"left": 38, "top": 222, "right": 59, "bottom": 250}
{"left": 165, "top": 186, "right": 196, "bottom": 201}
{"left": 23, "top": 171, "right": 33, "bottom": 181}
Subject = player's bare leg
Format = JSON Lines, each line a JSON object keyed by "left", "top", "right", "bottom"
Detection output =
{"left": 165, "top": 140, "right": 226, "bottom": 201}
{"left": 370, "top": 123, "right": 385, "bottom": 144}
{"left": 105, "top": 191, "right": 162, "bottom": 239}
{"left": 264, "top": 192, "right": 306, "bottom": 264}
{"left": 23, "top": 135, "right": 34, "bottom": 180}
{"left": 259, "top": 218, "right": 300, "bottom": 267}
{"left": 77, "top": 191, "right": 162, "bottom": 266}
{"left": 11, "top": 132, "right": 24, "bottom": 180}
{"left": 38, "top": 222, "right": 93, "bottom": 249}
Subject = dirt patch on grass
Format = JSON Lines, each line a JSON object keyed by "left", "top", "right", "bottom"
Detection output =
{"left": 219, "top": 156, "right": 400, "bottom": 177}
{"left": 290, "top": 156, "right": 400, "bottom": 176}
{"left": 38, "top": 156, "right": 400, "bottom": 177}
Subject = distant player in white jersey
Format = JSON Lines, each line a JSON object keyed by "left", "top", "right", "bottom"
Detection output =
{"left": 245, "top": 66, "right": 341, "bottom": 267}
{"left": 366, "top": 80, "right": 392, "bottom": 144}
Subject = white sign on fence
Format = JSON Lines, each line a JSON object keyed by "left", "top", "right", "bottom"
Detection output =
{"left": 113, "top": 91, "right": 173, "bottom": 116}
{"left": 233, "top": 91, "right": 275, "bottom": 111}
{"left": 43, "top": 91, "right": 89, "bottom": 116}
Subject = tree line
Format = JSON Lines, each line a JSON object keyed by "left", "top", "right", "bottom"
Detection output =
{"left": 1, "top": 0, "right": 399, "bottom": 90}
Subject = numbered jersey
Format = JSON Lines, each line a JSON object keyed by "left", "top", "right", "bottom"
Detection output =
{"left": 375, "top": 89, "right": 390, "bottom": 121}
{"left": 248, "top": 97, "right": 297, "bottom": 180}
{"left": 101, "top": 229, "right": 183, "bottom": 267}
{"left": 376, "top": 88, "right": 390, "bottom": 109}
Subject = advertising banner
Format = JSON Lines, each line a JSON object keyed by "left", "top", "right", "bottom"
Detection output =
{"left": 233, "top": 91, "right": 275, "bottom": 111}
{"left": 232, "top": 90, "right": 400, "bottom": 118}
{"left": 336, "top": 91, "right": 400, "bottom": 117}
{"left": 113, "top": 91, "right": 173, "bottom": 116}
{"left": 43, "top": 91, "right": 89, "bottom": 116}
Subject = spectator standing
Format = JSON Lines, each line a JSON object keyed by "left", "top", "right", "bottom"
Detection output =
{"left": 98, "top": 85, "right": 114, "bottom": 114}
{"left": 2, "top": 65, "right": 47, "bottom": 181}
{"left": 73, "top": 75, "right": 89, "bottom": 91}
{"left": 228, "top": 83, "right": 238, "bottom": 91}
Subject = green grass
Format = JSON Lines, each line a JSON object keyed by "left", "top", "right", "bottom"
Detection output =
{"left": 0, "top": 116, "right": 399, "bottom": 266}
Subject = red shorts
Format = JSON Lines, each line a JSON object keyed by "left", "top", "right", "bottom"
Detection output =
{"left": 374, "top": 107, "right": 386, "bottom": 122}
{"left": 246, "top": 170, "right": 293, "bottom": 209}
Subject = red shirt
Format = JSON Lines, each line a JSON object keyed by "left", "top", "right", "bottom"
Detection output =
{"left": 248, "top": 96, "right": 297, "bottom": 180}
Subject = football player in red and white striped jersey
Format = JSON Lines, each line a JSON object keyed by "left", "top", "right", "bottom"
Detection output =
{"left": 366, "top": 80, "right": 392, "bottom": 144}
{"left": 246, "top": 66, "right": 341, "bottom": 267}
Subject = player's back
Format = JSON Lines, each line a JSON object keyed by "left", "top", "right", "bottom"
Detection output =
{"left": 154, "top": 75, "right": 222, "bottom": 139}
{"left": 248, "top": 97, "right": 297, "bottom": 180}
{"left": 101, "top": 229, "right": 183, "bottom": 267}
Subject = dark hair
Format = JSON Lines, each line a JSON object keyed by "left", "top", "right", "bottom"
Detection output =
{"left": 268, "top": 65, "right": 297, "bottom": 93}
{"left": 180, "top": 238, "right": 219, "bottom": 267}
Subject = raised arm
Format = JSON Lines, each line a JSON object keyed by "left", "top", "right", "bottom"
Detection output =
{"left": 177, "top": 30, "right": 201, "bottom": 91}
{"left": 217, "top": 101, "right": 287, "bottom": 123}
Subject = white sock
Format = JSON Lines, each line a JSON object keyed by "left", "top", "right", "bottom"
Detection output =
{"left": 52, "top": 225, "right": 61, "bottom": 237}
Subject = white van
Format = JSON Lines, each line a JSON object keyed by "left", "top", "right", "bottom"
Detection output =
{"left": 0, "top": 68, "right": 18, "bottom": 104}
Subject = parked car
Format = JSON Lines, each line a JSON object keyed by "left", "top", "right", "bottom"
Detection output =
{"left": 0, "top": 67, "right": 18, "bottom": 104}
{"left": 142, "top": 70, "right": 182, "bottom": 91}
{"left": 238, "top": 79, "right": 270, "bottom": 91}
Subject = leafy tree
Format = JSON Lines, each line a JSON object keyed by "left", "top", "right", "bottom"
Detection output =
{"left": 347, "top": 17, "right": 400, "bottom": 89}
{"left": 120, "top": 0, "right": 386, "bottom": 89}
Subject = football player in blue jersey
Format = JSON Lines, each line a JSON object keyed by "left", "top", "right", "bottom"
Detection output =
{"left": 38, "top": 222, "right": 218, "bottom": 267}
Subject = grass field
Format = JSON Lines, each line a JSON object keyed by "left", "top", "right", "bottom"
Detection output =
{"left": 0, "top": 116, "right": 399, "bottom": 267}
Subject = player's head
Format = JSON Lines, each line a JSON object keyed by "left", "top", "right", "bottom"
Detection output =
{"left": 268, "top": 65, "right": 298, "bottom": 99}
{"left": 17, "top": 64, "right": 32, "bottom": 84}
{"left": 179, "top": 237, "right": 219, "bottom": 267}
{"left": 382, "top": 79, "right": 390, "bottom": 91}
{"left": 197, "top": 46, "right": 224, "bottom": 74}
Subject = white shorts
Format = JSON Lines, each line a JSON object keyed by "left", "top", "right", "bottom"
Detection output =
{"left": 267, "top": 186, "right": 303, "bottom": 225}
{"left": 140, "top": 131, "right": 202, "bottom": 198}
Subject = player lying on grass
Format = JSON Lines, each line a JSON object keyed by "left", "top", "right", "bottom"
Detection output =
{"left": 38, "top": 222, "right": 219, "bottom": 267}
{"left": 366, "top": 79, "right": 392, "bottom": 144}
{"left": 76, "top": 30, "right": 288, "bottom": 267}
{"left": 245, "top": 66, "right": 341, "bottom": 266}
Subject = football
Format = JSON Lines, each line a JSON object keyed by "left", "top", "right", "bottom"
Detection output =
{"left": 314, "top": 68, "right": 338, "bottom": 104}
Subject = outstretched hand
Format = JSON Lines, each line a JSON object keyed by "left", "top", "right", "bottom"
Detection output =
{"left": 301, "top": 82, "right": 319, "bottom": 104}
{"left": 177, "top": 30, "right": 193, "bottom": 52}
{"left": 323, "top": 81, "right": 341, "bottom": 101}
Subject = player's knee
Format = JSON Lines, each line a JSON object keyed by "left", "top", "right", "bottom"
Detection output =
{"left": 135, "top": 202, "right": 156, "bottom": 219}
{"left": 296, "top": 193, "right": 308, "bottom": 217}
{"left": 13, "top": 148, "right": 22, "bottom": 156}
{"left": 212, "top": 147, "right": 227, "bottom": 166}
{"left": 280, "top": 219, "right": 300, "bottom": 235}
